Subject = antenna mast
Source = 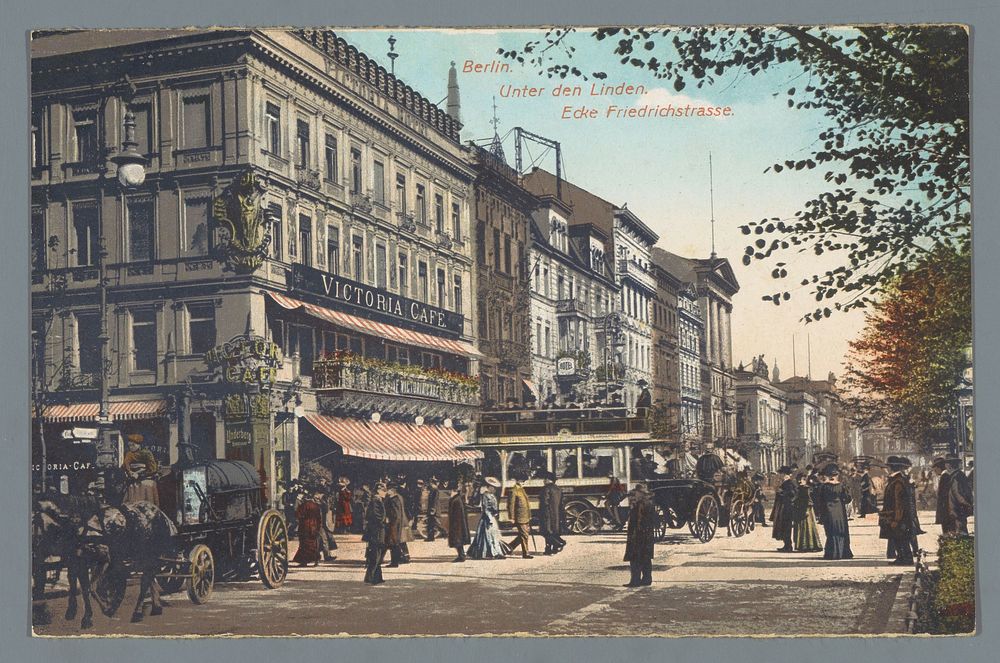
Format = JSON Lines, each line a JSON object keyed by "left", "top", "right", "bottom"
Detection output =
{"left": 807, "top": 333, "right": 812, "bottom": 380}
{"left": 709, "top": 152, "right": 717, "bottom": 262}
{"left": 792, "top": 334, "right": 797, "bottom": 377}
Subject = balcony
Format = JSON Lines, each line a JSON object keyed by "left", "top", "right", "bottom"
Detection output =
{"left": 295, "top": 165, "right": 322, "bottom": 191}
{"left": 556, "top": 298, "right": 588, "bottom": 317}
{"left": 617, "top": 258, "right": 656, "bottom": 291}
{"left": 313, "top": 356, "right": 480, "bottom": 407}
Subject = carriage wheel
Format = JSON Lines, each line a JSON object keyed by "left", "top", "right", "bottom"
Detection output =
{"left": 693, "top": 495, "right": 719, "bottom": 543}
{"left": 663, "top": 505, "right": 682, "bottom": 529}
{"left": 257, "top": 509, "right": 289, "bottom": 589}
{"left": 563, "top": 501, "right": 589, "bottom": 535}
{"left": 90, "top": 562, "right": 127, "bottom": 617}
{"left": 655, "top": 506, "right": 669, "bottom": 541}
{"left": 578, "top": 508, "right": 603, "bottom": 535}
{"left": 186, "top": 544, "right": 215, "bottom": 605}
{"left": 729, "top": 499, "right": 746, "bottom": 537}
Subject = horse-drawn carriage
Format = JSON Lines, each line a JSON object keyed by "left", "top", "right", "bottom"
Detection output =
{"left": 89, "top": 459, "right": 289, "bottom": 618}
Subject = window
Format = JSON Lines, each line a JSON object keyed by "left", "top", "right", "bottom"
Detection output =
{"left": 418, "top": 261, "right": 428, "bottom": 301}
{"left": 436, "top": 268, "right": 446, "bottom": 306}
{"left": 375, "top": 242, "right": 387, "bottom": 289}
{"left": 396, "top": 174, "right": 406, "bottom": 213}
{"left": 188, "top": 303, "right": 216, "bottom": 355}
{"left": 73, "top": 110, "right": 98, "bottom": 164}
{"left": 298, "top": 215, "right": 312, "bottom": 267}
{"left": 324, "top": 134, "right": 337, "bottom": 181}
{"left": 420, "top": 352, "right": 442, "bottom": 371}
{"left": 352, "top": 235, "right": 364, "bottom": 280}
{"left": 72, "top": 204, "right": 99, "bottom": 267}
{"left": 76, "top": 313, "right": 101, "bottom": 375}
{"left": 132, "top": 103, "right": 152, "bottom": 155}
{"left": 536, "top": 322, "right": 542, "bottom": 355}
{"left": 372, "top": 160, "right": 385, "bottom": 206}
{"left": 504, "top": 236, "right": 512, "bottom": 274}
{"left": 451, "top": 202, "right": 462, "bottom": 240}
{"left": 453, "top": 275, "right": 463, "bottom": 315}
{"left": 398, "top": 252, "right": 408, "bottom": 295}
{"left": 415, "top": 184, "right": 426, "bottom": 224}
{"left": 268, "top": 204, "right": 283, "bottom": 261}
{"left": 127, "top": 199, "right": 154, "bottom": 262}
{"left": 265, "top": 102, "right": 281, "bottom": 155}
{"left": 386, "top": 344, "right": 410, "bottom": 365}
{"left": 131, "top": 309, "right": 157, "bottom": 372}
{"left": 350, "top": 148, "right": 362, "bottom": 194}
{"left": 296, "top": 119, "right": 310, "bottom": 169}
{"left": 476, "top": 221, "right": 486, "bottom": 263}
{"left": 434, "top": 194, "right": 445, "bottom": 233}
{"left": 182, "top": 96, "right": 209, "bottom": 149}
{"left": 31, "top": 209, "right": 45, "bottom": 272}
{"left": 326, "top": 225, "right": 339, "bottom": 275}
{"left": 493, "top": 229, "right": 501, "bottom": 270}
{"left": 31, "top": 107, "right": 44, "bottom": 168}
{"left": 184, "top": 198, "right": 210, "bottom": 257}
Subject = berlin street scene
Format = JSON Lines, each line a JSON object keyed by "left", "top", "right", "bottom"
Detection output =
{"left": 28, "top": 26, "right": 974, "bottom": 637}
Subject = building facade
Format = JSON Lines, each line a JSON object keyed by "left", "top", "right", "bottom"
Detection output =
{"left": 31, "top": 28, "right": 483, "bottom": 498}
{"left": 782, "top": 388, "right": 828, "bottom": 466}
{"left": 734, "top": 356, "right": 788, "bottom": 472}
{"left": 650, "top": 251, "right": 681, "bottom": 438}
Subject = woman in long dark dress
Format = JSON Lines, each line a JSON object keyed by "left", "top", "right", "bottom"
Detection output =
{"left": 292, "top": 491, "right": 322, "bottom": 566}
{"left": 792, "top": 473, "right": 822, "bottom": 552}
{"left": 817, "top": 465, "right": 854, "bottom": 560}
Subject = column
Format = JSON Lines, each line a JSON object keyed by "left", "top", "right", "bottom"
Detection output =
{"left": 700, "top": 293, "right": 712, "bottom": 363}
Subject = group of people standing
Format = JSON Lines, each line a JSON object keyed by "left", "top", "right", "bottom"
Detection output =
{"left": 771, "top": 462, "right": 857, "bottom": 560}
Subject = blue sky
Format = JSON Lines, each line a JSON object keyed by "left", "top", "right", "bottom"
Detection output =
{"left": 343, "top": 28, "right": 868, "bottom": 380}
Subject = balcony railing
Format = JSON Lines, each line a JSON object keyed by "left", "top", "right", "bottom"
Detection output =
{"left": 477, "top": 408, "right": 650, "bottom": 438}
{"left": 313, "top": 357, "right": 479, "bottom": 406}
{"left": 617, "top": 258, "right": 656, "bottom": 290}
{"left": 556, "top": 298, "right": 588, "bottom": 316}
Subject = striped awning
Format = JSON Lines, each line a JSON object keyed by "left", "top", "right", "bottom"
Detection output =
{"left": 40, "top": 399, "right": 168, "bottom": 423}
{"left": 267, "top": 292, "right": 482, "bottom": 359}
{"left": 304, "top": 413, "right": 482, "bottom": 462}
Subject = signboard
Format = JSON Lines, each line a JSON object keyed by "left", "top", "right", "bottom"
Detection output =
{"left": 556, "top": 357, "right": 577, "bottom": 376}
{"left": 290, "top": 263, "right": 464, "bottom": 336}
{"left": 204, "top": 335, "right": 281, "bottom": 387}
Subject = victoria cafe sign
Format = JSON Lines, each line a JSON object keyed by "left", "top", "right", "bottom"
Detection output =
{"left": 204, "top": 335, "right": 281, "bottom": 388}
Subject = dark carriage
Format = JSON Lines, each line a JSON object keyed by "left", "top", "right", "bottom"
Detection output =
{"left": 153, "top": 459, "right": 289, "bottom": 604}
{"left": 649, "top": 478, "right": 722, "bottom": 543}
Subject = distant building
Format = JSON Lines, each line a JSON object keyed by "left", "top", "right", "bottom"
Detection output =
{"left": 650, "top": 251, "right": 681, "bottom": 437}
{"left": 734, "top": 356, "right": 787, "bottom": 472}
{"left": 777, "top": 374, "right": 857, "bottom": 460}
{"left": 781, "top": 385, "right": 827, "bottom": 466}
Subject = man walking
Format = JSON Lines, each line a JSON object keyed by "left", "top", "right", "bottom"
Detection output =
{"left": 448, "top": 481, "right": 471, "bottom": 562}
{"left": 384, "top": 483, "right": 412, "bottom": 566}
{"left": 771, "top": 466, "right": 796, "bottom": 552}
{"left": 604, "top": 473, "right": 627, "bottom": 531}
{"left": 932, "top": 457, "right": 953, "bottom": 534}
{"left": 505, "top": 475, "right": 533, "bottom": 559}
{"left": 624, "top": 482, "right": 656, "bottom": 587}
{"left": 859, "top": 463, "right": 877, "bottom": 517}
{"left": 425, "top": 476, "right": 443, "bottom": 542}
{"left": 945, "top": 454, "right": 974, "bottom": 534}
{"left": 538, "top": 472, "right": 566, "bottom": 555}
{"left": 363, "top": 482, "right": 387, "bottom": 585}
{"left": 880, "top": 456, "right": 915, "bottom": 565}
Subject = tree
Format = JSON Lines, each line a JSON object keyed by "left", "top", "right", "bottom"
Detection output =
{"left": 499, "top": 26, "right": 970, "bottom": 320}
{"left": 841, "top": 243, "right": 971, "bottom": 452}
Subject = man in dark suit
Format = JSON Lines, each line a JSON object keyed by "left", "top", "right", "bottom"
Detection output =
{"left": 945, "top": 454, "right": 974, "bottom": 534}
{"left": 880, "top": 456, "right": 914, "bottom": 565}
{"left": 447, "top": 481, "right": 470, "bottom": 562}
{"left": 363, "top": 482, "right": 387, "bottom": 585}
{"left": 624, "top": 482, "right": 656, "bottom": 587}
{"left": 932, "top": 457, "right": 953, "bottom": 534}
{"left": 770, "top": 466, "right": 796, "bottom": 552}
{"left": 425, "top": 476, "right": 443, "bottom": 542}
{"left": 538, "top": 472, "right": 566, "bottom": 555}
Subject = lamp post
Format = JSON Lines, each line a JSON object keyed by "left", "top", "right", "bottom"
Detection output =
{"left": 95, "top": 81, "right": 147, "bottom": 458}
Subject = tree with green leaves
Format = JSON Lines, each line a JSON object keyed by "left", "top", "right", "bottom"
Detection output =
{"left": 500, "top": 26, "right": 970, "bottom": 321}
{"left": 841, "top": 243, "right": 971, "bottom": 453}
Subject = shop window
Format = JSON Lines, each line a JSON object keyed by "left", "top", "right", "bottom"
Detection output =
{"left": 188, "top": 303, "right": 216, "bottom": 355}
{"left": 127, "top": 199, "right": 154, "bottom": 262}
{"left": 184, "top": 198, "right": 210, "bottom": 257}
{"left": 131, "top": 309, "right": 157, "bottom": 372}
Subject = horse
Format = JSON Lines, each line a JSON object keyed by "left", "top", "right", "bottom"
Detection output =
{"left": 80, "top": 500, "right": 178, "bottom": 624}
{"left": 31, "top": 492, "right": 103, "bottom": 629}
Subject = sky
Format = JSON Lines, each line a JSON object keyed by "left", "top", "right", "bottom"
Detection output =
{"left": 343, "top": 27, "right": 868, "bottom": 381}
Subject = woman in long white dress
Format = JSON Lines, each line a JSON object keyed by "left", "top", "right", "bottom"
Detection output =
{"left": 467, "top": 479, "right": 507, "bottom": 559}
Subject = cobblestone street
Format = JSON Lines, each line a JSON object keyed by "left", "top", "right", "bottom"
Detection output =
{"left": 35, "top": 511, "right": 952, "bottom": 637}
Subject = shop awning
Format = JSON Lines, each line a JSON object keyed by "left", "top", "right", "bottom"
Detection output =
{"left": 522, "top": 378, "right": 540, "bottom": 402}
{"left": 39, "top": 399, "right": 168, "bottom": 423}
{"left": 267, "top": 292, "right": 482, "bottom": 359}
{"left": 304, "top": 413, "right": 483, "bottom": 462}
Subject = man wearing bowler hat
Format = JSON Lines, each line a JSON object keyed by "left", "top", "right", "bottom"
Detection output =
{"left": 538, "top": 471, "right": 566, "bottom": 555}
{"left": 880, "top": 456, "right": 915, "bottom": 565}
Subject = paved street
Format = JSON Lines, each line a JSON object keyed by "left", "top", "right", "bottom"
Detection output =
{"left": 35, "top": 511, "right": 951, "bottom": 637}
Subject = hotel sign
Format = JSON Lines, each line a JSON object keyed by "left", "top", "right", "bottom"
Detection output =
{"left": 290, "top": 264, "right": 464, "bottom": 336}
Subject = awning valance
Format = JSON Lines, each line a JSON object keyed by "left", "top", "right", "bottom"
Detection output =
{"left": 39, "top": 399, "right": 168, "bottom": 423}
{"left": 304, "top": 413, "right": 482, "bottom": 462}
{"left": 267, "top": 292, "right": 482, "bottom": 359}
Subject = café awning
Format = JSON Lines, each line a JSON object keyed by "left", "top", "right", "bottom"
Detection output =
{"left": 40, "top": 399, "right": 168, "bottom": 423}
{"left": 522, "top": 378, "right": 540, "bottom": 402}
{"left": 267, "top": 292, "right": 482, "bottom": 359}
{"left": 304, "top": 414, "right": 482, "bottom": 462}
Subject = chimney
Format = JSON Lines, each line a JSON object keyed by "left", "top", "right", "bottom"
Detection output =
{"left": 447, "top": 61, "right": 462, "bottom": 126}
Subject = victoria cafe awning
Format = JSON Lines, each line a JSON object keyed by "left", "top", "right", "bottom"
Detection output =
{"left": 37, "top": 399, "right": 169, "bottom": 422}
{"left": 304, "top": 414, "right": 482, "bottom": 462}
{"left": 267, "top": 292, "right": 482, "bottom": 359}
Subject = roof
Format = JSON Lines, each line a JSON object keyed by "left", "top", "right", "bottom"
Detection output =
{"left": 652, "top": 247, "right": 740, "bottom": 296}
{"left": 651, "top": 247, "right": 697, "bottom": 283}
{"left": 31, "top": 29, "right": 212, "bottom": 58}
{"left": 522, "top": 168, "right": 617, "bottom": 238}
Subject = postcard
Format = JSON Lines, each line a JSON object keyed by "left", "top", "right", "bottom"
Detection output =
{"left": 29, "top": 25, "right": 973, "bottom": 637}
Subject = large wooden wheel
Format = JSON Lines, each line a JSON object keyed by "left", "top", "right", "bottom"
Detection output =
{"left": 577, "top": 508, "right": 603, "bottom": 535}
{"left": 186, "top": 544, "right": 215, "bottom": 604}
{"left": 688, "top": 494, "right": 719, "bottom": 543}
{"left": 729, "top": 499, "right": 747, "bottom": 537}
{"left": 257, "top": 509, "right": 289, "bottom": 589}
{"left": 90, "top": 562, "right": 127, "bottom": 617}
{"left": 563, "top": 500, "right": 591, "bottom": 535}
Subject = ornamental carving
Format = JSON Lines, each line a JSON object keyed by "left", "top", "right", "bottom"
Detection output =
{"left": 212, "top": 168, "right": 272, "bottom": 273}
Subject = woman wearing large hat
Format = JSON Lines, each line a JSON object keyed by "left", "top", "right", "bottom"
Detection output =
{"left": 467, "top": 477, "right": 507, "bottom": 559}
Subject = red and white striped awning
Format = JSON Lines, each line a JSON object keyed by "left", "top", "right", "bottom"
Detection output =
{"left": 267, "top": 292, "right": 481, "bottom": 359}
{"left": 304, "top": 414, "right": 482, "bottom": 462}
{"left": 40, "top": 399, "right": 168, "bottom": 423}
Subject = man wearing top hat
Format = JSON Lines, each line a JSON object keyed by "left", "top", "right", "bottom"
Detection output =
{"left": 940, "top": 454, "right": 974, "bottom": 534}
{"left": 623, "top": 482, "right": 656, "bottom": 587}
{"left": 363, "top": 482, "right": 388, "bottom": 585}
{"left": 879, "top": 456, "right": 915, "bottom": 565}
{"left": 770, "top": 466, "right": 796, "bottom": 552}
{"left": 424, "top": 476, "right": 443, "bottom": 542}
{"left": 538, "top": 471, "right": 566, "bottom": 555}
{"left": 447, "top": 480, "right": 471, "bottom": 562}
